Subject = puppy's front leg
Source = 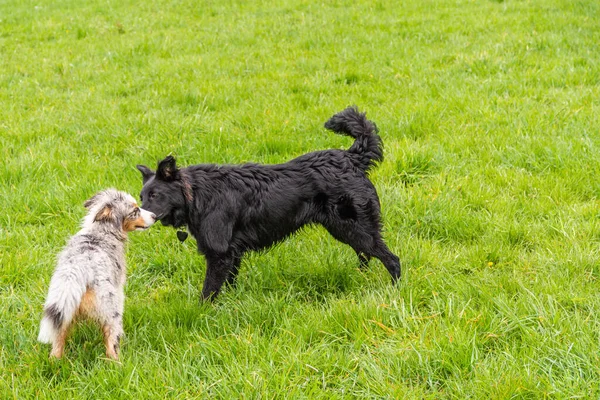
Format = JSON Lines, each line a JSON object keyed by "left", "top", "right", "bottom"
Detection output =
{"left": 201, "top": 253, "right": 236, "bottom": 301}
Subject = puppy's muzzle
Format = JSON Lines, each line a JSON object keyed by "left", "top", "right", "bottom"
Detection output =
{"left": 137, "top": 209, "right": 157, "bottom": 230}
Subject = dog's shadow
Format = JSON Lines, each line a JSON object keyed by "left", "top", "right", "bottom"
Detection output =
{"left": 269, "top": 268, "right": 360, "bottom": 303}
{"left": 239, "top": 250, "right": 383, "bottom": 304}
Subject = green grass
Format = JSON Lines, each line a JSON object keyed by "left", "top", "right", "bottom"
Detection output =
{"left": 2, "top": 0, "right": 600, "bottom": 397}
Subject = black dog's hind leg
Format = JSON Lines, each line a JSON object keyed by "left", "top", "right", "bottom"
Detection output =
{"left": 323, "top": 219, "right": 401, "bottom": 282}
{"left": 334, "top": 195, "right": 373, "bottom": 271}
{"left": 368, "top": 239, "right": 401, "bottom": 282}
{"left": 356, "top": 251, "right": 371, "bottom": 270}
{"left": 348, "top": 235, "right": 400, "bottom": 282}
{"left": 202, "top": 253, "right": 238, "bottom": 301}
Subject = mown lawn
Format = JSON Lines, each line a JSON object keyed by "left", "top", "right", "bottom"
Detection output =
{"left": 1, "top": 0, "right": 600, "bottom": 397}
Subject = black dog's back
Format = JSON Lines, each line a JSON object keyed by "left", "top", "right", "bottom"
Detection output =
{"left": 137, "top": 107, "right": 400, "bottom": 300}
{"left": 186, "top": 148, "right": 376, "bottom": 251}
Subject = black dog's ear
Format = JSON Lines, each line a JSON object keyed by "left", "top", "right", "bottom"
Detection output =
{"left": 156, "top": 156, "right": 179, "bottom": 182}
{"left": 136, "top": 165, "right": 155, "bottom": 184}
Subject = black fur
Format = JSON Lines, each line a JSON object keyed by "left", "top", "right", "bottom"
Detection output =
{"left": 137, "top": 107, "right": 401, "bottom": 300}
{"left": 45, "top": 304, "right": 63, "bottom": 330}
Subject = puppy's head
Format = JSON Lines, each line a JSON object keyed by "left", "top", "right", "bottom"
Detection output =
{"left": 136, "top": 156, "right": 188, "bottom": 228}
{"left": 83, "top": 189, "right": 156, "bottom": 233}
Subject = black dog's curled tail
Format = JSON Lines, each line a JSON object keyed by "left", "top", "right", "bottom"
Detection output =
{"left": 324, "top": 106, "right": 383, "bottom": 173}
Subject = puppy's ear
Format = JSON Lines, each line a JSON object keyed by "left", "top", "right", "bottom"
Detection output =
{"left": 136, "top": 165, "right": 155, "bottom": 184}
{"left": 156, "top": 156, "right": 179, "bottom": 182}
{"left": 94, "top": 204, "right": 114, "bottom": 223}
{"left": 84, "top": 193, "right": 101, "bottom": 209}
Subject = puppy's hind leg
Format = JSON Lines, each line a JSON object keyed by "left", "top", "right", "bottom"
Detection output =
{"left": 102, "top": 323, "right": 123, "bottom": 360}
{"left": 50, "top": 325, "right": 70, "bottom": 359}
{"left": 95, "top": 285, "right": 124, "bottom": 360}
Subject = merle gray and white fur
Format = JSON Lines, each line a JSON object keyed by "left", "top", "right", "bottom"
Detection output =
{"left": 38, "top": 189, "right": 155, "bottom": 359}
{"left": 137, "top": 107, "right": 401, "bottom": 301}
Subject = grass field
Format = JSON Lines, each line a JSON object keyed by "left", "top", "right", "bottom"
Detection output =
{"left": 2, "top": 0, "right": 600, "bottom": 397}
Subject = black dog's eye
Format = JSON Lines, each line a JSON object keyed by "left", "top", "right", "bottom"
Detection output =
{"left": 149, "top": 192, "right": 157, "bottom": 200}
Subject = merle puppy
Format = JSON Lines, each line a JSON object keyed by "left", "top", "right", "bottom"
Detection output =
{"left": 137, "top": 107, "right": 400, "bottom": 300}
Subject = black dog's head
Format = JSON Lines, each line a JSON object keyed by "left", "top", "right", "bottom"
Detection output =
{"left": 136, "top": 156, "right": 188, "bottom": 228}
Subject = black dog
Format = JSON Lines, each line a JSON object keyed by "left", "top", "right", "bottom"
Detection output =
{"left": 137, "top": 107, "right": 400, "bottom": 300}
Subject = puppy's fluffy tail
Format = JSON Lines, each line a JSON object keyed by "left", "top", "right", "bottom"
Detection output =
{"left": 38, "top": 275, "right": 85, "bottom": 344}
{"left": 324, "top": 106, "right": 383, "bottom": 173}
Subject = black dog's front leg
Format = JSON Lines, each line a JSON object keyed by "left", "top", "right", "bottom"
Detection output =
{"left": 198, "top": 212, "right": 237, "bottom": 301}
{"left": 201, "top": 253, "right": 236, "bottom": 301}
{"left": 225, "top": 255, "right": 242, "bottom": 288}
